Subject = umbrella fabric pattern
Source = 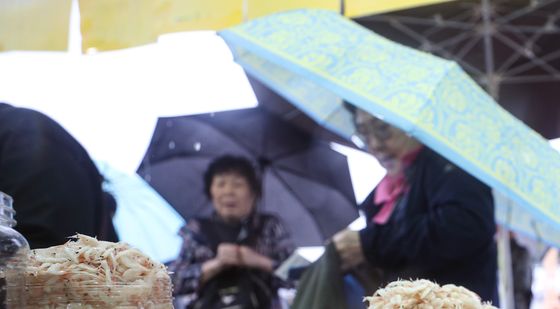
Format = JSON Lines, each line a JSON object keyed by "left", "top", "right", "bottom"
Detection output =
{"left": 137, "top": 107, "right": 358, "bottom": 247}
{"left": 219, "top": 9, "right": 560, "bottom": 246}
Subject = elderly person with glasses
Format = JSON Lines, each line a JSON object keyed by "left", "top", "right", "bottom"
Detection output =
{"left": 332, "top": 104, "right": 499, "bottom": 304}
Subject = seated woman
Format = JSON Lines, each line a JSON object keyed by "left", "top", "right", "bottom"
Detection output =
{"left": 168, "top": 155, "right": 295, "bottom": 309}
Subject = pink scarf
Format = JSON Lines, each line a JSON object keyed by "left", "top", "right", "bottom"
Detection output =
{"left": 373, "top": 147, "right": 422, "bottom": 224}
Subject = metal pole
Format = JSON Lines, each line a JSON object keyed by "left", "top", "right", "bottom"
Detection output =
{"left": 242, "top": 0, "right": 248, "bottom": 22}
{"left": 495, "top": 188, "right": 516, "bottom": 309}
{"left": 481, "top": 0, "right": 498, "bottom": 98}
{"left": 497, "top": 226, "right": 515, "bottom": 309}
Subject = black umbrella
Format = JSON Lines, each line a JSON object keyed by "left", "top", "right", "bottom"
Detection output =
{"left": 355, "top": 0, "right": 560, "bottom": 138}
{"left": 137, "top": 107, "right": 358, "bottom": 247}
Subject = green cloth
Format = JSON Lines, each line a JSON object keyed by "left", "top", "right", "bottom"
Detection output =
{"left": 291, "top": 243, "right": 348, "bottom": 309}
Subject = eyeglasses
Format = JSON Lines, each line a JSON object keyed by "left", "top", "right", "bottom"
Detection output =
{"left": 355, "top": 120, "right": 393, "bottom": 143}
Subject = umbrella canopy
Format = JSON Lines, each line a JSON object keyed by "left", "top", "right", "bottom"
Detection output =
{"left": 136, "top": 107, "right": 358, "bottom": 247}
{"left": 354, "top": 0, "right": 560, "bottom": 138}
{"left": 218, "top": 9, "right": 560, "bottom": 246}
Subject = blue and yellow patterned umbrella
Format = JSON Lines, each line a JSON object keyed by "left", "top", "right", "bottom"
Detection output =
{"left": 219, "top": 9, "right": 560, "bottom": 246}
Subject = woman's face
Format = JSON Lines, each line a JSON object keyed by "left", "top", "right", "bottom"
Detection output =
{"left": 210, "top": 172, "right": 256, "bottom": 222}
{"left": 354, "top": 109, "right": 420, "bottom": 174}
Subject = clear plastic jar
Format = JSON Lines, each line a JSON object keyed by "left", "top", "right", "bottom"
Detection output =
{"left": 0, "top": 192, "right": 30, "bottom": 308}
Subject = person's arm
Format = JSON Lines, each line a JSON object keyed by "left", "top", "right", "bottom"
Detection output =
{"left": 167, "top": 224, "right": 215, "bottom": 295}
{"left": 239, "top": 215, "right": 295, "bottom": 272}
{"left": 239, "top": 246, "right": 275, "bottom": 272}
{"left": 266, "top": 215, "right": 296, "bottom": 269}
{"left": 359, "top": 163, "right": 495, "bottom": 271}
{"left": 201, "top": 243, "right": 241, "bottom": 283}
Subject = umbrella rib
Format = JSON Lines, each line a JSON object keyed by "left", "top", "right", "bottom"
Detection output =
{"left": 421, "top": 24, "right": 447, "bottom": 39}
{"left": 502, "top": 49, "right": 560, "bottom": 77}
{"left": 449, "top": 6, "right": 481, "bottom": 23}
{"left": 388, "top": 18, "right": 428, "bottom": 44}
{"left": 496, "top": 25, "right": 550, "bottom": 73}
{"left": 497, "top": 51, "right": 526, "bottom": 75}
{"left": 421, "top": 8, "right": 478, "bottom": 39}
{"left": 271, "top": 163, "right": 353, "bottom": 199}
{"left": 500, "top": 24, "right": 532, "bottom": 42}
{"left": 267, "top": 167, "right": 327, "bottom": 238}
{"left": 197, "top": 120, "right": 264, "bottom": 161}
{"left": 496, "top": 32, "right": 560, "bottom": 77}
{"left": 496, "top": 0, "right": 557, "bottom": 25}
{"left": 185, "top": 117, "right": 340, "bottom": 185}
{"left": 365, "top": 15, "right": 474, "bottom": 30}
{"left": 389, "top": 20, "right": 484, "bottom": 76}
{"left": 454, "top": 33, "right": 482, "bottom": 61}
{"left": 435, "top": 30, "right": 475, "bottom": 49}
{"left": 501, "top": 75, "right": 560, "bottom": 84}
{"left": 197, "top": 116, "right": 319, "bottom": 166}
{"left": 498, "top": 24, "right": 560, "bottom": 34}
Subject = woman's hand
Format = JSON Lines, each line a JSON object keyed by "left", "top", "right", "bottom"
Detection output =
{"left": 201, "top": 243, "right": 241, "bottom": 284}
{"left": 239, "top": 246, "right": 274, "bottom": 272}
{"left": 216, "top": 243, "right": 242, "bottom": 267}
{"left": 333, "top": 229, "right": 365, "bottom": 272}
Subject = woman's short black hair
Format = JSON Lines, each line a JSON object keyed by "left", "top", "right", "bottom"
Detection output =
{"left": 203, "top": 155, "right": 261, "bottom": 199}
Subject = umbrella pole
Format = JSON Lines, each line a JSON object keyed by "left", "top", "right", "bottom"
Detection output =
{"left": 497, "top": 225, "right": 515, "bottom": 309}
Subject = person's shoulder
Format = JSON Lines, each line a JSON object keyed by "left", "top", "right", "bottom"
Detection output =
{"left": 0, "top": 104, "right": 83, "bottom": 150}
{"left": 0, "top": 104, "right": 52, "bottom": 125}
{"left": 419, "top": 148, "right": 449, "bottom": 167}
{"left": 418, "top": 148, "right": 464, "bottom": 177}
{"left": 183, "top": 217, "right": 208, "bottom": 235}
{"left": 419, "top": 147, "right": 490, "bottom": 191}
{"left": 253, "top": 212, "right": 287, "bottom": 230}
{"left": 0, "top": 105, "right": 41, "bottom": 134}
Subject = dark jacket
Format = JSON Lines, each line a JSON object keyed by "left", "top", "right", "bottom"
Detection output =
{"left": 359, "top": 147, "right": 498, "bottom": 303}
{"left": 0, "top": 103, "right": 118, "bottom": 248}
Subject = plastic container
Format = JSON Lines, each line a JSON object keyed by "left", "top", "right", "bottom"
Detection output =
{"left": 22, "top": 231, "right": 174, "bottom": 308}
{"left": 0, "top": 191, "right": 30, "bottom": 308}
{"left": 23, "top": 282, "right": 174, "bottom": 308}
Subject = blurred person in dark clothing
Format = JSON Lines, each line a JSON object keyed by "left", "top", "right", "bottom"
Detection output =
{"left": 0, "top": 102, "right": 118, "bottom": 248}
{"left": 168, "top": 155, "right": 295, "bottom": 309}
{"left": 332, "top": 104, "right": 498, "bottom": 305}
